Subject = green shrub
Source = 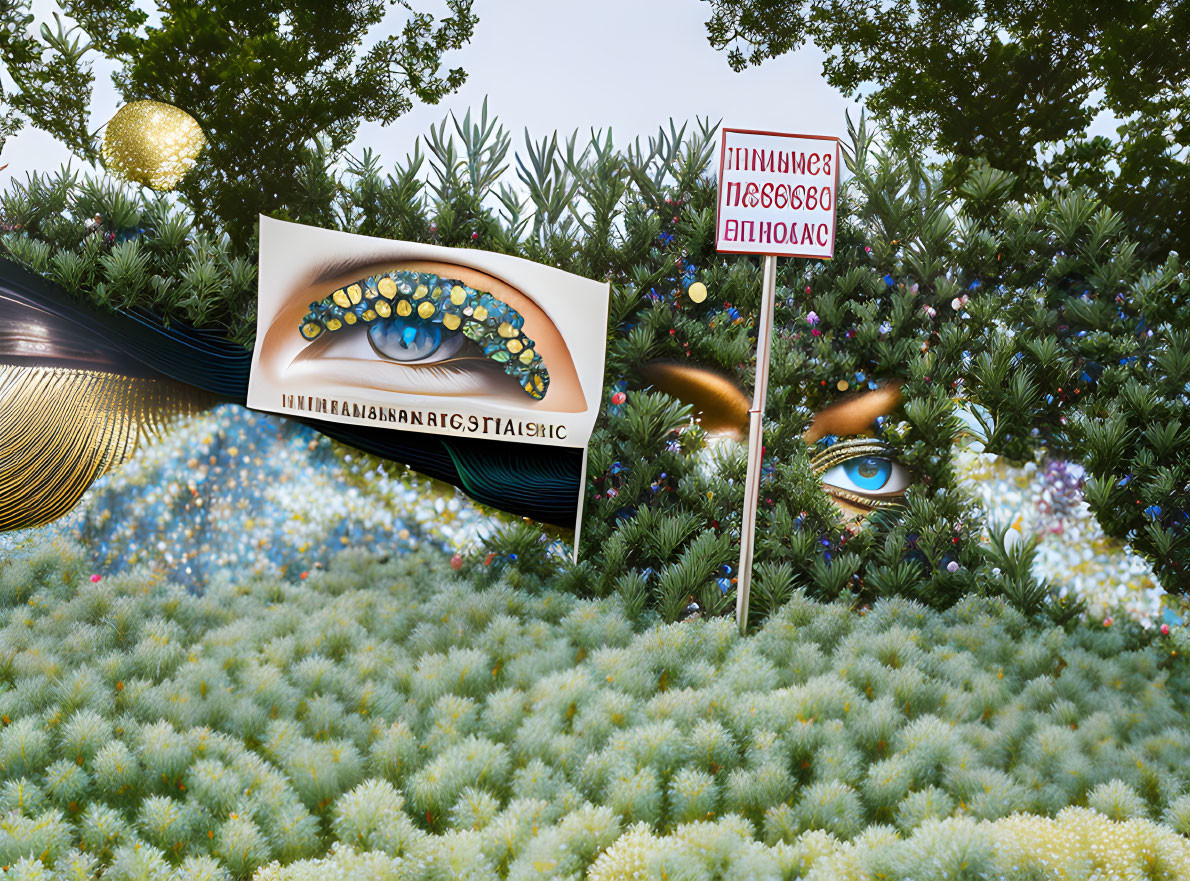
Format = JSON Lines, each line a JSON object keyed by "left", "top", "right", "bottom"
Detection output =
{"left": 0, "top": 542, "right": 1186, "bottom": 878}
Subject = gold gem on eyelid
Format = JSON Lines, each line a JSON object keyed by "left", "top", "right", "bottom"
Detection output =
{"left": 442, "top": 313, "right": 461, "bottom": 331}
{"left": 343, "top": 311, "right": 357, "bottom": 325}
{"left": 347, "top": 285, "right": 362, "bottom": 304}
{"left": 450, "top": 286, "right": 467, "bottom": 305}
{"left": 473, "top": 306, "right": 488, "bottom": 321}
{"left": 518, "top": 348, "right": 535, "bottom": 364}
{"left": 417, "top": 301, "right": 436, "bottom": 319}
{"left": 377, "top": 277, "right": 397, "bottom": 298}
{"left": 507, "top": 339, "right": 523, "bottom": 354}
{"left": 332, "top": 290, "right": 350, "bottom": 308}
{"left": 498, "top": 322, "right": 516, "bottom": 338}
{"left": 396, "top": 300, "right": 412, "bottom": 317}
{"left": 375, "top": 300, "right": 392, "bottom": 318}
{"left": 414, "top": 285, "right": 429, "bottom": 299}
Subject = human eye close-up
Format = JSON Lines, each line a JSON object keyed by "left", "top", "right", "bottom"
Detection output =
{"left": 297, "top": 269, "right": 550, "bottom": 399}
{"left": 813, "top": 438, "right": 911, "bottom": 512}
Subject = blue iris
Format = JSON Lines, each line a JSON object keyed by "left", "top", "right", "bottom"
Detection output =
{"left": 843, "top": 457, "right": 891, "bottom": 491}
{"left": 369, "top": 316, "right": 445, "bottom": 362}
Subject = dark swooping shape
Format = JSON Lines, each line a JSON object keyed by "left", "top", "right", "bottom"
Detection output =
{"left": 0, "top": 259, "right": 584, "bottom": 528}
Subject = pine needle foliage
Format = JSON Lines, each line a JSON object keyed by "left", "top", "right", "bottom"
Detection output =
{"left": 2, "top": 106, "right": 1188, "bottom": 614}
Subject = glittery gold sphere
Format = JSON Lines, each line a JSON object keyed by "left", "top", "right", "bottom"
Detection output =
{"left": 687, "top": 281, "right": 708, "bottom": 303}
{"left": 101, "top": 101, "right": 206, "bottom": 190}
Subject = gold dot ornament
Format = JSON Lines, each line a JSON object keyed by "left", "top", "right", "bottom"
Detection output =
{"left": 687, "top": 282, "right": 708, "bottom": 303}
{"left": 101, "top": 101, "right": 207, "bottom": 191}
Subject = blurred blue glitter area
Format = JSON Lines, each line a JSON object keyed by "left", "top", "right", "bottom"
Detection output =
{"left": 0, "top": 404, "right": 496, "bottom": 589}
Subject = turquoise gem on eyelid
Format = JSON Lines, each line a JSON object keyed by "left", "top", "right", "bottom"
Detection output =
{"left": 843, "top": 456, "right": 891, "bottom": 491}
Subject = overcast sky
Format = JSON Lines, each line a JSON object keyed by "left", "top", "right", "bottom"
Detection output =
{"left": 1, "top": 0, "right": 858, "bottom": 181}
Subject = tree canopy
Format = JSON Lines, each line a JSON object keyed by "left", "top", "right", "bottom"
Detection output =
{"left": 703, "top": 0, "right": 1189, "bottom": 259}
{"left": 0, "top": 0, "right": 477, "bottom": 247}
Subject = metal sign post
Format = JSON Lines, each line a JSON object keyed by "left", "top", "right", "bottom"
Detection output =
{"left": 735, "top": 253, "right": 777, "bottom": 635}
{"left": 713, "top": 127, "right": 840, "bottom": 635}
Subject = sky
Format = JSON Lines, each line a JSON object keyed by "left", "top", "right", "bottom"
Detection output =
{"left": 0, "top": 0, "right": 859, "bottom": 181}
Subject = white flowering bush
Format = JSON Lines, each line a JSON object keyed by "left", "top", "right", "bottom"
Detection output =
{"left": 251, "top": 808, "right": 1190, "bottom": 881}
{"left": 1, "top": 541, "right": 1189, "bottom": 878}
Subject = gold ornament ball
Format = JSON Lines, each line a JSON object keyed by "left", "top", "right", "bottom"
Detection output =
{"left": 687, "top": 281, "right": 708, "bottom": 303}
{"left": 101, "top": 100, "right": 207, "bottom": 190}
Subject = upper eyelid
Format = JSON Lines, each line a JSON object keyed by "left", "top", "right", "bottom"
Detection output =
{"left": 309, "top": 255, "right": 400, "bottom": 286}
{"left": 307, "top": 257, "right": 537, "bottom": 311}
{"left": 809, "top": 437, "right": 900, "bottom": 476}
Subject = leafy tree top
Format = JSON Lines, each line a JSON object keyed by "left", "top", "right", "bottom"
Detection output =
{"left": 702, "top": 0, "right": 1190, "bottom": 259}
{"left": 0, "top": 0, "right": 477, "bottom": 247}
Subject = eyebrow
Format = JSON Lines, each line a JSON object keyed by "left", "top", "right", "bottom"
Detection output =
{"left": 803, "top": 383, "right": 903, "bottom": 443}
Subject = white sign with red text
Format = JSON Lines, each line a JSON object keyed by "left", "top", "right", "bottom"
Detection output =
{"left": 715, "top": 128, "right": 840, "bottom": 259}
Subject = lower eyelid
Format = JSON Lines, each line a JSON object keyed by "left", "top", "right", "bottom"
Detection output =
{"left": 289, "top": 324, "right": 520, "bottom": 393}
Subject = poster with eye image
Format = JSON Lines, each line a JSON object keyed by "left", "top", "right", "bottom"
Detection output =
{"left": 247, "top": 216, "right": 610, "bottom": 535}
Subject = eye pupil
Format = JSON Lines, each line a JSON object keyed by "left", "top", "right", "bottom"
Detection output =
{"left": 857, "top": 458, "right": 881, "bottom": 478}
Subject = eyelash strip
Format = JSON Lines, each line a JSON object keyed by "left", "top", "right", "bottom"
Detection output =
{"left": 809, "top": 437, "right": 895, "bottom": 477}
{"left": 298, "top": 271, "right": 550, "bottom": 400}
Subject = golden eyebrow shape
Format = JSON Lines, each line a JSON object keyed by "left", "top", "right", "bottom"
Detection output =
{"left": 298, "top": 270, "right": 549, "bottom": 400}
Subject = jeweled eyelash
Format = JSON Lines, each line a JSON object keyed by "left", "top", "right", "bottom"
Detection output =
{"left": 298, "top": 271, "right": 550, "bottom": 401}
{"left": 827, "top": 487, "right": 905, "bottom": 510}
{"left": 809, "top": 437, "right": 896, "bottom": 477}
